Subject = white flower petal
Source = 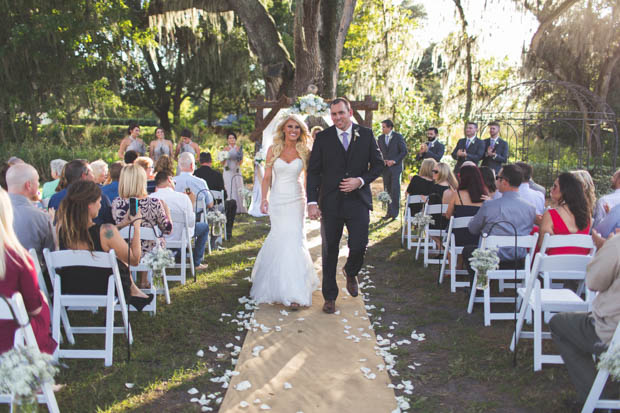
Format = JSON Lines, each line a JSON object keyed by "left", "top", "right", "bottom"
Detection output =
{"left": 188, "top": 388, "right": 199, "bottom": 395}
{"left": 125, "top": 383, "right": 134, "bottom": 389}
{"left": 196, "top": 350, "right": 204, "bottom": 357}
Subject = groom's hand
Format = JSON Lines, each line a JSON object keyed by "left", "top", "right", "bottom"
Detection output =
{"left": 308, "top": 204, "right": 321, "bottom": 220}
{"left": 340, "top": 177, "right": 362, "bottom": 192}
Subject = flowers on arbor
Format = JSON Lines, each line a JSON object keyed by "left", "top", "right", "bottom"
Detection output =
{"left": 598, "top": 343, "right": 620, "bottom": 381}
{"left": 469, "top": 248, "right": 500, "bottom": 289}
{"left": 206, "top": 210, "right": 227, "bottom": 236}
{"left": 0, "top": 346, "right": 58, "bottom": 409}
{"left": 142, "top": 246, "right": 175, "bottom": 288}
{"left": 290, "top": 94, "right": 329, "bottom": 117}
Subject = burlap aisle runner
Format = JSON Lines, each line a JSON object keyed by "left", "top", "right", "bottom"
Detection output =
{"left": 220, "top": 220, "right": 398, "bottom": 412}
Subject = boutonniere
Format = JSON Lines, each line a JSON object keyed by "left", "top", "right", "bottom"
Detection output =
{"left": 353, "top": 127, "right": 360, "bottom": 143}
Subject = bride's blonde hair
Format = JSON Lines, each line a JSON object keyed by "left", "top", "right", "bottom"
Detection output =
{"left": 267, "top": 114, "right": 311, "bottom": 169}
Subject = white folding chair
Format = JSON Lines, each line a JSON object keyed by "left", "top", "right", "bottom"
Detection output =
{"left": 467, "top": 234, "right": 539, "bottom": 326}
{"left": 510, "top": 253, "right": 593, "bottom": 371}
{"left": 401, "top": 195, "right": 425, "bottom": 249}
{"left": 165, "top": 210, "right": 195, "bottom": 285}
{"left": 539, "top": 233, "right": 596, "bottom": 291}
{"left": 582, "top": 322, "right": 620, "bottom": 413}
{"left": 0, "top": 292, "right": 60, "bottom": 412}
{"left": 210, "top": 189, "right": 227, "bottom": 241}
{"left": 44, "top": 249, "right": 133, "bottom": 367}
{"left": 415, "top": 203, "right": 449, "bottom": 267}
{"left": 119, "top": 226, "right": 163, "bottom": 308}
{"left": 29, "top": 249, "right": 74, "bottom": 345}
{"left": 438, "top": 216, "right": 475, "bottom": 292}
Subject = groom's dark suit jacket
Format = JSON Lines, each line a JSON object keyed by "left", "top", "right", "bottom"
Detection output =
{"left": 307, "top": 124, "right": 384, "bottom": 213}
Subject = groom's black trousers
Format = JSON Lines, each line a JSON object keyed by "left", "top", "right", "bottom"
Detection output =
{"left": 320, "top": 198, "right": 369, "bottom": 301}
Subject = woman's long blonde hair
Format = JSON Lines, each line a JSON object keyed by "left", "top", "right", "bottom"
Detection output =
{"left": 266, "top": 114, "right": 311, "bottom": 169}
{"left": 119, "top": 164, "right": 148, "bottom": 199}
{"left": 0, "top": 188, "right": 32, "bottom": 279}
{"left": 419, "top": 159, "right": 437, "bottom": 179}
{"left": 435, "top": 162, "right": 458, "bottom": 190}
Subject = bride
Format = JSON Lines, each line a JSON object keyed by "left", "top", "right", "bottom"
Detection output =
{"left": 250, "top": 114, "right": 319, "bottom": 308}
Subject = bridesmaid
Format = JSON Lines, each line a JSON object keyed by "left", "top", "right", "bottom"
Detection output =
{"left": 118, "top": 123, "right": 146, "bottom": 158}
{"left": 149, "top": 127, "right": 174, "bottom": 162}
{"left": 222, "top": 132, "right": 247, "bottom": 213}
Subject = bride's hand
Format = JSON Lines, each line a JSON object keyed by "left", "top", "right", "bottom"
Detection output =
{"left": 260, "top": 199, "right": 268, "bottom": 214}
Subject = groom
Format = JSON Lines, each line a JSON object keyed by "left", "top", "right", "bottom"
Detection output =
{"left": 307, "top": 98, "right": 384, "bottom": 314}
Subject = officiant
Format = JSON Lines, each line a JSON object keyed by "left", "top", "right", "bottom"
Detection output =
{"left": 378, "top": 119, "right": 408, "bottom": 220}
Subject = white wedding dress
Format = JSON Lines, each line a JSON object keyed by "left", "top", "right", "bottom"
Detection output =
{"left": 250, "top": 158, "right": 319, "bottom": 306}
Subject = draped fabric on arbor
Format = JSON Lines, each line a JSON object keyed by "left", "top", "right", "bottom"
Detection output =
{"left": 248, "top": 109, "right": 333, "bottom": 217}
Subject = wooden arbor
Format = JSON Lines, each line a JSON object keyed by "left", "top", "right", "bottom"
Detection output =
{"left": 248, "top": 95, "right": 379, "bottom": 142}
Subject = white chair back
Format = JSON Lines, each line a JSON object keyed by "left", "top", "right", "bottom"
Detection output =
{"left": 539, "top": 233, "right": 596, "bottom": 256}
{"left": 582, "top": 321, "right": 620, "bottom": 412}
{"left": 424, "top": 203, "right": 448, "bottom": 216}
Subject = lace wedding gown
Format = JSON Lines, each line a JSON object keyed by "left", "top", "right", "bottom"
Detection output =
{"left": 250, "top": 158, "right": 319, "bottom": 306}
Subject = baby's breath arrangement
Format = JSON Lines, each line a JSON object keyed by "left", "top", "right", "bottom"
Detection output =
{"left": 238, "top": 187, "right": 252, "bottom": 209}
{"left": 598, "top": 343, "right": 620, "bottom": 381}
{"left": 469, "top": 248, "right": 500, "bottom": 289}
{"left": 411, "top": 212, "right": 434, "bottom": 236}
{"left": 0, "top": 345, "right": 58, "bottom": 411}
{"left": 206, "top": 210, "right": 227, "bottom": 237}
{"left": 142, "top": 246, "right": 175, "bottom": 288}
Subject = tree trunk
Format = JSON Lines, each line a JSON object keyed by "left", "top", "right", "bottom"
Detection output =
{"left": 453, "top": 0, "right": 473, "bottom": 120}
{"left": 207, "top": 87, "right": 215, "bottom": 126}
{"left": 293, "top": 0, "right": 322, "bottom": 96}
{"left": 226, "top": 0, "right": 294, "bottom": 99}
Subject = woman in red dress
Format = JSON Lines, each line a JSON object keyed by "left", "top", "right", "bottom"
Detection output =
{"left": 538, "top": 172, "right": 591, "bottom": 255}
{"left": 0, "top": 188, "right": 57, "bottom": 354}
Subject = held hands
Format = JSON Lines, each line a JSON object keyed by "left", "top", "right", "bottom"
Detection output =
{"left": 457, "top": 149, "right": 467, "bottom": 158}
{"left": 419, "top": 143, "right": 428, "bottom": 153}
{"left": 308, "top": 204, "right": 321, "bottom": 220}
{"left": 486, "top": 146, "right": 495, "bottom": 157}
{"left": 260, "top": 199, "right": 269, "bottom": 214}
{"left": 340, "top": 177, "right": 362, "bottom": 193}
{"left": 385, "top": 160, "right": 396, "bottom": 167}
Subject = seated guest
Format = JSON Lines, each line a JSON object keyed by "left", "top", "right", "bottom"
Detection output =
{"left": 479, "top": 166, "right": 501, "bottom": 200}
{"left": 56, "top": 181, "right": 153, "bottom": 310}
{"left": 426, "top": 162, "right": 457, "bottom": 231}
{"left": 102, "top": 161, "right": 122, "bottom": 201}
{"left": 0, "top": 188, "right": 57, "bottom": 354}
{"left": 174, "top": 152, "right": 214, "bottom": 215}
{"left": 572, "top": 170, "right": 597, "bottom": 215}
{"left": 6, "top": 163, "right": 55, "bottom": 260}
{"left": 194, "top": 152, "right": 237, "bottom": 239}
{"left": 405, "top": 158, "right": 436, "bottom": 215}
{"left": 150, "top": 171, "right": 209, "bottom": 271}
{"left": 464, "top": 164, "right": 536, "bottom": 275}
{"left": 538, "top": 172, "right": 591, "bottom": 253}
{"left": 446, "top": 165, "right": 487, "bottom": 247}
{"left": 154, "top": 154, "right": 175, "bottom": 176}
{"left": 41, "top": 158, "right": 67, "bottom": 200}
{"left": 593, "top": 168, "right": 620, "bottom": 227}
{"left": 48, "top": 160, "right": 114, "bottom": 225}
{"left": 90, "top": 159, "right": 109, "bottom": 185}
{"left": 134, "top": 156, "right": 156, "bottom": 194}
{"left": 549, "top": 231, "right": 620, "bottom": 405}
{"left": 515, "top": 161, "right": 545, "bottom": 215}
{"left": 124, "top": 150, "right": 139, "bottom": 165}
{"left": 595, "top": 204, "right": 620, "bottom": 238}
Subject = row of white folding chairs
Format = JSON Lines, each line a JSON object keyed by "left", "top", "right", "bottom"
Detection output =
{"left": 401, "top": 195, "right": 425, "bottom": 249}
{"left": 0, "top": 292, "right": 60, "bottom": 412}
{"left": 414, "top": 202, "right": 450, "bottom": 267}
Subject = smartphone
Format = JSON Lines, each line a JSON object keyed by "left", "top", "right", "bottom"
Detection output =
{"left": 185, "top": 187, "right": 191, "bottom": 195}
{"left": 129, "top": 197, "right": 138, "bottom": 216}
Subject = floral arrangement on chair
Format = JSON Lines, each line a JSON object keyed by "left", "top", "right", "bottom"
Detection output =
{"left": 206, "top": 210, "right": 227, "bottom": 237}
{"left": 469, "top": 248, "right": 500, "bottom": 289}
{"left": 0, "top": 346, "right": 58, "bottom": 410}
{"left": 377, "top": 191, "right": 392, "bottom": 210}
{"left": 142, "top": 247, "right": 175, "bottom": 288}
{"left": 597, "top": 344, "right": 620, "bottom": 380}
{"left": 238, "top": 187, "right": 252, "bottom": 209}
{"left": 410, "top": 212, "right": 434, "bottom": 236}
{"left": 290, "top": 94, "right": 329, "bottom": 117}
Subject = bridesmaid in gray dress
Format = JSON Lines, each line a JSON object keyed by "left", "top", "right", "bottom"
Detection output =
{"left": 222, "top": 132, "right": 247, "bottom": 213}
{"left": 118, "top": 122, "right": 146, "bottom": 158}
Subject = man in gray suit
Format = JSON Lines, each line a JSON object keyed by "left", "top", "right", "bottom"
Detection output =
{"left": 462, "top": 164, "right": 536, "bottom": 280}
{"left": 377, "top": 119, "right": 408, "bottom": 220}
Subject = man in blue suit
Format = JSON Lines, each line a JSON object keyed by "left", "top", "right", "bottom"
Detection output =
{"left": 451, "top": 122, "right": 485, "bottom": 173}
{"left": 416, "top": 127, "right": 444, "bottom": 162}
{"left": 481, "top": 121, "right": 509, "bottom": 174}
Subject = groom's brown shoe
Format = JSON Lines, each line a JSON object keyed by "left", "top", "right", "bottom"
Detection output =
{"left": 344, "top": 270, "right": 359, "bottom": 297}
{"left": 322, "top": 300, "right": 336, "bottom": 314}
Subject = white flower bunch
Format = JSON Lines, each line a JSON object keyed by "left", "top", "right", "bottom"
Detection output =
{"left": 217, "top": 150, "right": 230, "bottom": 162}
{"left": 469, "top": 247, "right": 500, "bottom": 289}
{"left": 410, "top": 212, "right": 434, "bottom": 229}
{"left": 238, "top": 187, "right": 252, "bottom": 208}
{"left": 206, "top": 210, "right": 227, "bottom": 225}
{"left": 290, "top": 94, "right": 329, "bottom": 117}
{"left": 598, "top": 344, "right": 620, "bottom": 381}
{"left": 254, "top": 151, "right": 266, "bottom": 164}
{"left": 0, "top": 346, "right": 58, "bottom": 399}
{"left": 142, "top": 247, "right": 175, "bottom": 287}
{"left": 377, "top": 191, "right": 392, "bottom": 204}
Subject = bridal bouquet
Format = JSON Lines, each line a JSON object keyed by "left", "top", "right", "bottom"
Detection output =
{"left": 254, "top": 151, "right": 266, "bottom": 165}
{"left": 238, "top": 187, "right": 252, "bottom": 209}
{"left": 290, "top": 94, "right": 329, "bottom": 117}
{"left": 598, "top": 343, "right": 620, "bottom": 380}
{"left": 217, "top": 150, "right": 230, "bottom": 162}
{"left": 469, "top": 247, "right": 500, "bottom": 289}
{"left": 0, "top": 345, "right": 58, "bottom": 410}
{"left": 411, "top": 212, "right": 434, "bottom": 236}
{"left": 142, "top": 246, "right": 175, "bottom": 288}
{"left": 206, "top": 210, "right": 227, "bottom": 236}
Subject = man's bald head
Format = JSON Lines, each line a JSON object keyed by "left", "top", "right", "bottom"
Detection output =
{"left": 6, "top": 163, "right": 39, "bottom": 199}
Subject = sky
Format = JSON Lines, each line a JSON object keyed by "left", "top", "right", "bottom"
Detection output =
{"left": 414, "top": 0, "right": 539, "bottom": 63}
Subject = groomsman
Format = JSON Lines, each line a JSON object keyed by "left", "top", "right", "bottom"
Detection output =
{"left": 480, "top": 121, "right": 509, "bottom": 174}
{"left": 378, "top": 119, "right": 408, "bottom": 220}
{"left": 451, "top": 121, "right": 485, "bottom": 173}
{"left": 416, "top": 127, "right": 445, "bottom": 162}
